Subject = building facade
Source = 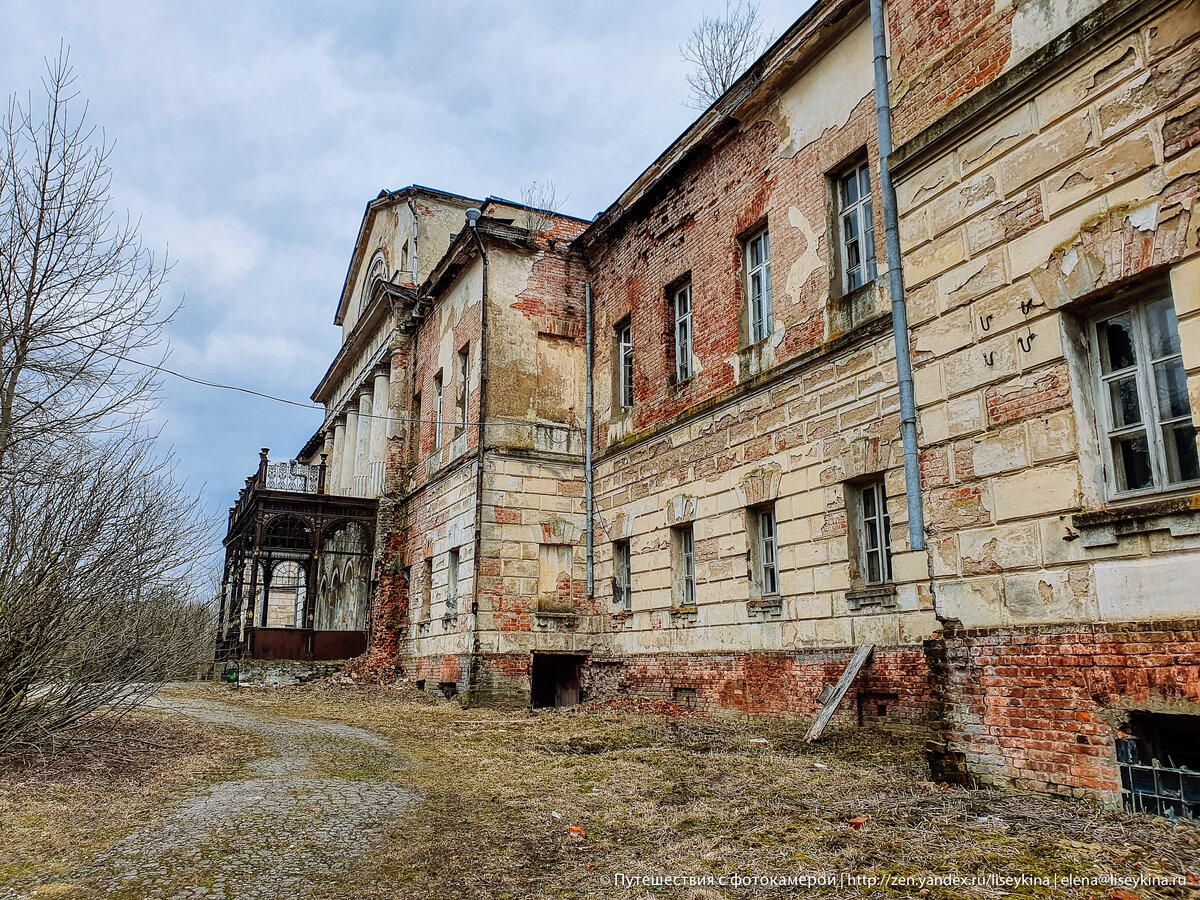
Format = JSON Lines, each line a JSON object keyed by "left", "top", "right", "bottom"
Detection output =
{"left": 222, "top": 0, "right": 1200, "bottom": 810}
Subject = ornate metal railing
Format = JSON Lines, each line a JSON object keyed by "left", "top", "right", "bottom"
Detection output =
{"left": 265, "top": 460, "right": 321, "bottom": 493}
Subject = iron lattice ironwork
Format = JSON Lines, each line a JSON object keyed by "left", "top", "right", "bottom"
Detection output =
{"left": 217, "top": 448, "right": 378, "bottom": 661}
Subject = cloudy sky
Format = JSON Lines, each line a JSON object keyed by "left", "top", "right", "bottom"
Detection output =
{"left": 2, "top": 0, "right": 811, "bottom": 546}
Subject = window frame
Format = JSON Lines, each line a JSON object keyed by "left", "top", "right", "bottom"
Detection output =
{"left": 837, "top": 159, "right": 877, "bottom": 294}
{"left": 1089, "top": 292, "right": 1200, "bottom": 500}
{"left": 745, "top": 226, "right": 773, "bottom": 344}
{"left": 446, "top": 547, "right": 460, "bottom": 613}
{"left": 673, "top": 282, "right": 694, "bottom": 383}
{"left": 410, "top": 391, "right": 422, "bottom": 463}
{"left": 433, "top": 371, "right": 444, "bottom": 450}
{"left": 457, "top": 345, "right": 470, "bottom": 430}
{"left": 616, "top": 319, "right": 634, "bottom": 411}
{"left": 857, "top": 479, "right": 893, "bottom": 586}
{"left": 756, "top": 507, "right": 780, "bottom": 597}
{"left": 674, "top": 525, "right": 696, "bottom": 608}
{"left": 613, "top": 539, "right": 632, "bottom": 611}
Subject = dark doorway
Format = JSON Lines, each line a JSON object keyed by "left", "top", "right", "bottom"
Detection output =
{"left": 531, "top": 653, "right": 584, "bottom": 708}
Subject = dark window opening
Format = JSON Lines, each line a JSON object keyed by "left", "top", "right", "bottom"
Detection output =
{"left": 415, "top": 679, "right": 425, "bottom": 691}
{"left": 531, "top": 653, "right": 583, "bottom": 708}
{"left": 439, "top": 681, "right": 459, "bottom": 699}
{"left": 1117, "top": 712, "right": 1200, "bottom": 819}
{"left": 673, "top": 687, "right": 698, "bottom": 709}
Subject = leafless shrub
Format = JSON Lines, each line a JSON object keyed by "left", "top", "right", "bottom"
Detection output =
{"left": 680, "top": 1, "right": 773, "bottom": 110}
{"left": 0, "top": 50, "right": 209, "bottom": 755}
{"left": 0, "top": 47, "right": 171, "bottom": 475}
{"left": 519, "top": 180, "right": 563, "bottom": 235}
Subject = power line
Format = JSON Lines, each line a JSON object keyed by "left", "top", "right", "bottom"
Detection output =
{"left": 81, "top": 342, "right": 581, "bottom": 433}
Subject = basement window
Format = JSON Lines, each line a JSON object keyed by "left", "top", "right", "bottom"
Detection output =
{"left": 1117, "top": 712, "right": 1200, "bottom": 819}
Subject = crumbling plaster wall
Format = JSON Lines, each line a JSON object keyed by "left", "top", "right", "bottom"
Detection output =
{"left": 887, "top": 0, "right": 1116, "bottom": 146}
{"left": 897, "top": 0, "right": 1200, "bottom": 629}
{"left": 584, "top": 15, "right": 936, "bottom": 715}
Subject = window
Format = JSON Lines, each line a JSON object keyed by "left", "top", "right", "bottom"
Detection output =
{"left": 857, "top": 479, "right": 893, "bottom": 585}
{"left": 447, "top": 548, "right": 460, "bottom": 613}
{"left": 616, "top": 319, "right": 633, "bottom": 411}
{"left": 433, "top": 371, "right": 443, "bottom": 450}
{"left": 457, "top": 346, "right": 470, "bottom": 429}
{"left": 838, "top": 160, "right": 877, "bottom": 293}
{"left": 673, "top": 525, "right": 696, "bottom": 608}
{"left": 745, "top": 227, "right": 772, "bottom": 343}
{"left": 613, "top": 540, "right": 632, "bottom": 611}
{"left": 401, "top": 240, "right": 410, "bottom": 276}
{"left": 673, "top": 283, "right": 693, "bottom": 382}
{"left": 410, "top": 392, "right": 422, "bottom": 463}
{"left": 1092, "top": 294, "right": 1199, "bottom": 496}
{"left": 751, "top": 506, "right": 780, "bottom": 597}
{"left": 421, "top": 558, "right": 433, "bottom": 619}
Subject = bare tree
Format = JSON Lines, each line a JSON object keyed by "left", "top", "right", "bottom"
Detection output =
{"left": 0, "top": 47, "right": 170, "bottom": 474}
{"left": 680, "top": 1, "right": 773, "bottom": 110}
{"left": 519, "top": 180, "right": 564, "bottom": 235}
{"left": 0, "top": 51, "right": 210, "bottom": 754}
{"left": 0, "top": 435, "right": 213, "bottom": 754}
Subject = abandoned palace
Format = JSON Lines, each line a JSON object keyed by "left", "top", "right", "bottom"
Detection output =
{"left": 218, "top": 0, "right": 1200, "bottom": 813}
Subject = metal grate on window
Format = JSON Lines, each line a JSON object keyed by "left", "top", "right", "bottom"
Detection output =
{"left": 1117, "top": 737, "right": 1200, "bottom": 820}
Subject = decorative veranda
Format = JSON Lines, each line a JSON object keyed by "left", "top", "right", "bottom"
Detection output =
{"left": 217, "top": 449, "right": 378, "bottom": 661}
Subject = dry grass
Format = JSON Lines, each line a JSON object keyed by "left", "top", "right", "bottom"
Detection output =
{"left": 172, "top": 683, "right": 1200, "bottom": 899}
{"left": 0, "top": 704, "right": 262, "bottom": 892}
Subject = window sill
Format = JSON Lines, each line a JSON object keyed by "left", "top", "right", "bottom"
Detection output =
{"left": 747, "top": 596, "right": 784, "bottom": 619}
{"left": 1071, "top": 493, "right": 1200, "bottom": 548}
{"left": 669, "top": 605, "right": 698, "bottom": 622}
{"left": 845, "top": 584, "right": 897, "bottom": 611}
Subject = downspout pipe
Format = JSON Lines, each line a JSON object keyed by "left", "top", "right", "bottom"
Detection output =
{"left": 468, "top": 211, "right": 489, "bottom": 695}
{"left": 585, "top": 282, "right": 595, "bottom": 596}
{"left": 870, "top": 0, "right": 926, "bottom": 552}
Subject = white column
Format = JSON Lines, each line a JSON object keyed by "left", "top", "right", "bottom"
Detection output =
{"left": 369, "top": 374, "right": 390, "bottom": 496}
{"left": 340, "top": 410, "right": 358, "bottom": 497}
{"left": 354, "top": 391, "right": 372, "bottom": 496}
{"left": 330, "top": 421, "right": 346, "bottom": 494}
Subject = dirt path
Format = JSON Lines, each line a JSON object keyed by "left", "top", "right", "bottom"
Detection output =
{"left": 23, "top": 695, "right": 416, "bottom": 900}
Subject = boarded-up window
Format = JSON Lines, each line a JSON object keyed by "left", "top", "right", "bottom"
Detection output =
{"left": 537, "top": 543, "right": 574, "bottom": 613}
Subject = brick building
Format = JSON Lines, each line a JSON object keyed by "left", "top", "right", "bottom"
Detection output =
{"left": 222, "top": 0, "right": 1200, "bottom": 811}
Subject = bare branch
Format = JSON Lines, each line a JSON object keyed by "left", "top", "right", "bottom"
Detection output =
{"left": 519, "top": 180, "right": 563, "bottom": 236}
{"left": 680, "top": 1, "right": 773, "bottom": 111}
{"left": 0, "top": 46, "right": 172, "bottom": 472}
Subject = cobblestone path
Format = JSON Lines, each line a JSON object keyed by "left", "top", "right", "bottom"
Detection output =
{"left": 17, "top": 696, "right": 415, "bottom": 900}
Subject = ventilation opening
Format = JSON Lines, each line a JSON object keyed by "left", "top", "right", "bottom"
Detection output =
{"left": 439, "top": 681, "right": 459, "bottom": 700}
{"left": 531, "top": 653, "right": 584, "bottom": 708}
{"left": 1117, "top": 712, "right": 1200, "bottom": 819}
{"left": 857, "top": 692, "right": 898, "bottom": 724}
{"left": 414, "top": 679, "right": 425, "bottom": 692}
{"left": 672, "top": 687, "right": 698, "bottom": 709}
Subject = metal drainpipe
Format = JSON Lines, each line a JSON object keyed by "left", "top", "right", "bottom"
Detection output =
{"left": 585, "top": 282, "right": 595, "bottom": 596}
{"left": 468, "top": 218, "right": 490, "bottom": 692}
{"left": 870, "top": 0, "right": 926, "bottom": 552}
{"left": 406, "top": 197, "right": 419, "bottom": 284}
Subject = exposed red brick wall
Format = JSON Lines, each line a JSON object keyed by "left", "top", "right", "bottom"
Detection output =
{"left": 583, "top": 649, "right": 931, "bottom": 728}
{"left": 926, "top": 620, "right": 1200, "bottom": 799}
{"left": 587, "top": 96, "right": 883, "bottom": 450}
{"left": 888, "top": 0, "right": 1016, "bottom": 144}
